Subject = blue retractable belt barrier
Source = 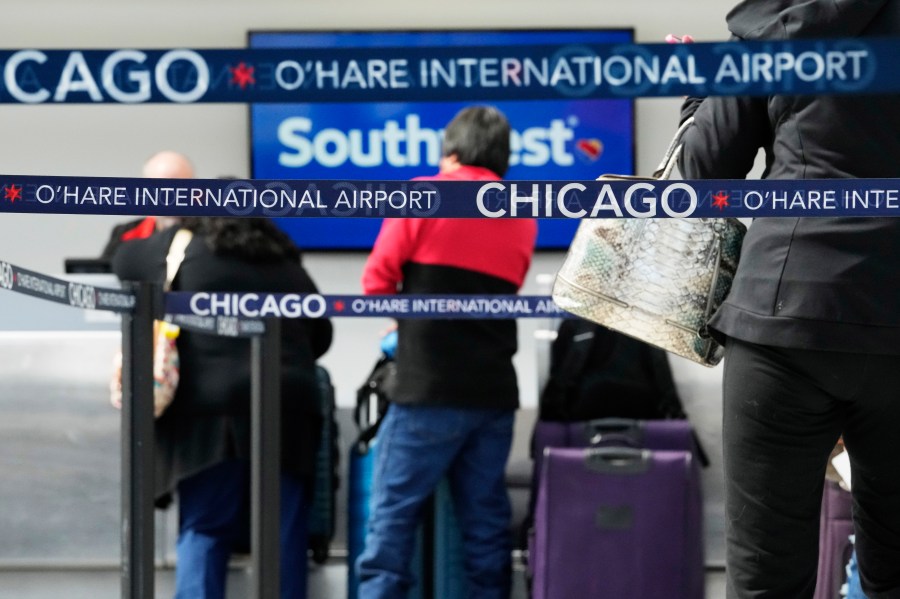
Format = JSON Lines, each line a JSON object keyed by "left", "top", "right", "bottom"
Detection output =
{"left": 0, "top": 260, "right": 134, "bottom": 312}
{"left": 2, "top": 175, "right": 900, "bottom": 218}
{"left": 0, "top": 38, "right": 897, "bottom": 104}
{"left": 165, "top": 292, "right": 572, "bottom": 320}
{"left": 0, "top": 260, "right": 575, "bottom": 323}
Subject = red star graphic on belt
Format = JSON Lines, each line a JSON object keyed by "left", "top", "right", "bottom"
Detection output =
{"left": 712, "top": 191, "right": 730, "bottom": 210}
{"left": 333, "top": 300, "right": 345, "bottom": 312}
{"left": 229, "top": 62, "right": 255, "bottom": 90}
{"left": 4, "top": 185, "right": 22, "bottom": 202}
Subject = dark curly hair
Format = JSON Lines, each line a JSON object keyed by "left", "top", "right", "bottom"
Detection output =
{"left": 179, "top": 217, "right": 301, "bottom": 262}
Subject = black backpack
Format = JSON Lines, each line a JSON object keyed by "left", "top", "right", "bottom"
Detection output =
{"left": 538, "top": 318, "right": 708, "bottom": 467}
{"left": 353, "top": 354, "right": 397, "bottom": 449}
{"left": 540, "top": 318, "right": 687, "bottom": 423}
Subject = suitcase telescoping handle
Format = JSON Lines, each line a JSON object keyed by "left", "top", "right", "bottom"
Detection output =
{"left": 584, "top": 447, "right": 651, "bottom": 474}
{"left": 582, "top": 418, "right": 645, "bottom": 447}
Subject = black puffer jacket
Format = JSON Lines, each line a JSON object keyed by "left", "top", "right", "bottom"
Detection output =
{"left": 679, "top": 0, "right": 900, "bottom": 353}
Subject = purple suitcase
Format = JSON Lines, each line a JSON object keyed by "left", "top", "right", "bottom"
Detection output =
{"left": 531, "top": 418, "right": 700, "bottom": 493}
{"left": 813, "top": 480, "right": 854, "bottom": 599}
{"left": 531, "top": 446, "right": 704, "bottom": 599}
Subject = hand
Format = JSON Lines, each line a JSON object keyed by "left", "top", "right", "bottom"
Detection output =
{"left": 666, "top": 34, "right": 697, "bottom": 102}
{"left": 380, "top": 329, "right": 398, "bottom": 359}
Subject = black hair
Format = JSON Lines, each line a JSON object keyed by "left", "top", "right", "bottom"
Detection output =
{"left": 179, "top": 217, "right": 301, "bottom": 262}
{"left": 441, "top": 105, "right": 511, "bottom": 177}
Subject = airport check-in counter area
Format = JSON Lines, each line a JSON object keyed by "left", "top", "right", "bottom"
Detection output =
{"left": 0, "top": 270, "right": 727, "bottom": 593}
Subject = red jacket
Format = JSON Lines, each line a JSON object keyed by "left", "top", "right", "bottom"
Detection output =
{"left": 362, "top": 165, "right": 537, "bottom": 409}
{"left": 362, "top": 165, "right": 536, "bottom": 295}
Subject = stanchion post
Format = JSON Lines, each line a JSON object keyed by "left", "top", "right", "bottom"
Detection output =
{"left": 251, "top": 318, "right": 281, "bottom": 599}
{"left": 120, "top": 281, "right": 157, "bottom": 599}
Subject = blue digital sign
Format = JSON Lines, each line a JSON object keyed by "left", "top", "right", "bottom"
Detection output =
{"left": 249, "top": 29, "right": 635, "bottom": 250}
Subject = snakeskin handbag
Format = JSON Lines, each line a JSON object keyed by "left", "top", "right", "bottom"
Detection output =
{"left": 552, "top": 118, "right": 746, "bottom": 367}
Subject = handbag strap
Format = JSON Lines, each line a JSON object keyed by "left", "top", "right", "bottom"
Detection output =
{"left": 652, "top": 116, "right": 695, "bottom": 180}
{"left": 164, "top": 228, "right": 193, "bottom": 291}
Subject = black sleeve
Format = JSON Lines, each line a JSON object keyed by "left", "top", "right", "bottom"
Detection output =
{"left": 679, "top": 96, "right": 705, "bottom": 125}
{"left": 110, "top": 228, "right": 174, "bottom": 284}
{"left": 678, "top": 95, "right": 772, "bottom": 180}
{"left": 99, "top": 219, "right": 150, "bottom": 260}
{"left": 99, "top": 224, "right": 128, "bottom": 261}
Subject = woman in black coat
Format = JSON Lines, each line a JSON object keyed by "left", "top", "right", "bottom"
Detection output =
{"left": 677, "top": 1, "right": 900, "bottom": 596}
{"left": 112, "top": 217, "right": 332, "bottom": 599}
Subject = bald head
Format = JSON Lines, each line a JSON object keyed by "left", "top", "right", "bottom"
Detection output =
{"left": 142, "top": 151, "right": 195, "bottom": 179}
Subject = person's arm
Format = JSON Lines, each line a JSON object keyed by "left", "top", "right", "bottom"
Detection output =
{"left": 678, "top": 94, "right": 772, "bottom": 180}
{"left": 667, "top": 28, "right": 771, "bottom": 180}
{"left": 361, "top": 219, "right": 420, "bottom": 295}
{"left": 99, "top": 224, "right": 129, "bottom": 261}
{"left": 109, "top": 227, "right": 173, "bottom": 283}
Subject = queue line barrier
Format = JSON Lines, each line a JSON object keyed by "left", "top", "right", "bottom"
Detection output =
{"left": 6, "top": 32, "right": 900, "bottom": 599}
{"left": 0, "top": 38, "right": 899, "bottom": 105}
{"left": 0, "top": 259, "right": 572, "bottom": 599}
{"left": 5, "top": 172, "right": 900, "bottom": 598}
{"left": 5, "top": 152, "right": 900, "bottom": 590}
{"left": 2, "top": 175, "right": 900, "bottom": 219}
{"left": 0, "top": 266, "right": 282, "bottom": 599}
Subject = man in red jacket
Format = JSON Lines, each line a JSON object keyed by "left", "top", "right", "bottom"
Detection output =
{"left": 357, "top": 106, "right": 537, "bottom": 599}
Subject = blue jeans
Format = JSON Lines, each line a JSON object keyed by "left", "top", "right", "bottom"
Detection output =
{"left": 357, "top": 404, "right": 515, "bottom": 599}
{"left": 174, "top": 459, "right": 309, "bottom": 599}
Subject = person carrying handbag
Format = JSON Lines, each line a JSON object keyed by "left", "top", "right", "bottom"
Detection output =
{"left": 674, "top": 1, "right": 900, "bottom": 597}
{"left": 112, "top": 217, "right": 333, "bottom": 599}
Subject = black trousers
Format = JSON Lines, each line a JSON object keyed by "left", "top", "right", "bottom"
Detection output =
{"left": 723, "top": 339, "right": 900, "bottom": 599}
